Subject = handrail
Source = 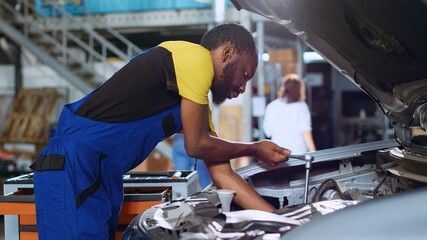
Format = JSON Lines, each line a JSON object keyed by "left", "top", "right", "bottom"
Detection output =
{"left": 0, "top": 0, "right": 100, "bottom": 92}
{"left": 82, "top": 14, "right": 142, "bottom": 58}
{"left": 0, "top": 17, "right": 94, "bottom": 93}
{"left": 10, "top": 0, "right": 136, "bottom": 68}
{"left": 2, "top": 0, "right": 111, "bottom": 67}
{"left": 42, "top": 0, "right": 141, "bottom": 60}
{"left": 47, "top": 0, "right": 142, "bottom": 58}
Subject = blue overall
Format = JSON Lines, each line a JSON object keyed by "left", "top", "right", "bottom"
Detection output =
{"left": 172, "top": 133, "right": 212, "bottom": 189}
{"left": 32, "top": 92, "right": 183, "bottom": 239}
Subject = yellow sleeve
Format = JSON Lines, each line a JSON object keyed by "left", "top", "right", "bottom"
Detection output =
{"left": 159, "top": 41, "right": 216, "bottom": 132}
{"left": 159, "top": 41, "right": 213, "bottom": 105}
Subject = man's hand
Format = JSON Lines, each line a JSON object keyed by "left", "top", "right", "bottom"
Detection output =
{"left": 254, "top": 140, "right": 291, "bottom": 167}
{"left": 181, "top": 97, "right": 291, "bottom": 165}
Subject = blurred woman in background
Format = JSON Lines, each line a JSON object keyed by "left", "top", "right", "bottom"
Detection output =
{"left": 263, "top": 73, "right": 316, "bottom": 154}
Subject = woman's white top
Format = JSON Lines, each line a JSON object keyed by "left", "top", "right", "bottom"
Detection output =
{"left": 263, "top": 99, "right": 312, "bottom": 154}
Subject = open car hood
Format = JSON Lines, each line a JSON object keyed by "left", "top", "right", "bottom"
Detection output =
{"left": 231, "top": 0, "right": 427, "bottom": 147}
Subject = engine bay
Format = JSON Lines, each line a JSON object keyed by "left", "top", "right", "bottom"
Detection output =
{"left": 122, "top": 138, "right": 427, "bottom": 239}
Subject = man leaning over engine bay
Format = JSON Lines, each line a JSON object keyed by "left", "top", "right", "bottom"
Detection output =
{"left": 30, "top": 23, "right": 291, "bottom": 239}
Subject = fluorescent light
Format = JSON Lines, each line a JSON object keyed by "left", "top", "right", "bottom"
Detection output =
{"left": 261, "top": 53, "right": 270, "bottom": 62}
{"left": 303, "top": 51, "right": 324, "bottom": 63}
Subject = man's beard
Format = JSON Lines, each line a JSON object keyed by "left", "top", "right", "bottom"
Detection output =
{"left": 211, "top": 60, "right": 238, "bottom": 106}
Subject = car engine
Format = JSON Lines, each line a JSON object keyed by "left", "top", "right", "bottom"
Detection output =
{"left": 121, "top": 138, "right": 427, "bottom": 239}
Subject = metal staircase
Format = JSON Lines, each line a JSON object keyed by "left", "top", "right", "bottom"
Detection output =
{"left": 0, "top": 0, "right": 177, "bottom": 159}
{"left": 0, "top": 0, "right": 142, "bottom": 94}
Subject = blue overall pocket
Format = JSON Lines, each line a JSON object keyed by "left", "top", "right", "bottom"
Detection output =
{"left": 32, "top": 154, "right": 66, "bottom": 210}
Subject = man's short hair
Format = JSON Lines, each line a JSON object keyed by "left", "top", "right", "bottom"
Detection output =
{"left": 201, "top": 23, "right": 257, "bottom": 55}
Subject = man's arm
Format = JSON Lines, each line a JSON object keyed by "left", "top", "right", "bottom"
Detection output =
{"left": 180, "top": 98, "right": 290, "bottom": 166}
{"left": 205, "top": 159, "right": 276, "bottom": 212}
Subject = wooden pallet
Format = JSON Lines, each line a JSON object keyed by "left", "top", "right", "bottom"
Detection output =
{"left": 0, "top": 88, "right": 59, "bottom": 145}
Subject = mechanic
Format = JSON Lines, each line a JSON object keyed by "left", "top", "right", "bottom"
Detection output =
{"left": 30, "top": 23, "right": 290, "bottom": 239}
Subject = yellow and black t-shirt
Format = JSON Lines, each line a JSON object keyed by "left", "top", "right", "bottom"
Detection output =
{"left": 76, "top": 41, "right": 215, "bottom": 131}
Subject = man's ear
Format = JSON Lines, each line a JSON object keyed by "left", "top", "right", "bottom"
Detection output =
{"left": 221, "top": 44, "right": 235, "bottom": 63}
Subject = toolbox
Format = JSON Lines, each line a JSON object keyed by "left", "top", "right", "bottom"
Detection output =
{"left": 0, "top": 170, "right": 199, "bottom": 240}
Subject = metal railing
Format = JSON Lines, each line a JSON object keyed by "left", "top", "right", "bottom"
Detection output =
{"left": 0, "top": 0, "right": 142, "bottom": 93}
